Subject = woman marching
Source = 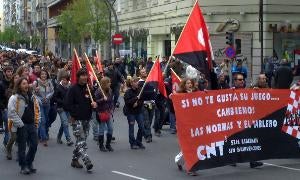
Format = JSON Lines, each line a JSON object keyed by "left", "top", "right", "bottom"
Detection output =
{"left": 7, "top": 77, "right": 40, "bottom": 174}
{"left": 95, "top": 77, "right": 114, "bottom": 152}
{"left": 173, "top": 78, "right": 199, "bottom": 176}
{"left": 33, "top": 69, "right": 54, "bottom": 146}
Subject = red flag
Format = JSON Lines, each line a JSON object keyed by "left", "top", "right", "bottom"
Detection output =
{"left": 85, "top": 58, "right": 97, "bottom": 86}
{"left": 95, "top": 52, "right": 104, "bottom": 73}
{"left": 146, "top": 59, "right": 167, "bottom": 98}
{"left": 171, "top": 68, "right": 181, "bottom": 93}
{"left": 70, "top": 50, "right": 81, "bottom": 85}
{"left": 173, "top": 0, "right": 212, "bottom": 73}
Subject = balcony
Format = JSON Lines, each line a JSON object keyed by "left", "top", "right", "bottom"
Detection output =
{"left": 47, "top": 17, "right": 58, "bottom": 28}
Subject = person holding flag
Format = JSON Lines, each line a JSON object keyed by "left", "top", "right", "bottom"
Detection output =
{"left": 64, "top": 50, "right": 97, "bottom": 171}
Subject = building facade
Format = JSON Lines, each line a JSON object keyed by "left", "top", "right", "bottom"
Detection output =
{"left": 115, "top": 0, "right": 300, "bottom": 80}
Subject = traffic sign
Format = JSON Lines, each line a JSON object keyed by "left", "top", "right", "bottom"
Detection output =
{"left": 225, "top": 46, "right": 236, "bottom": 59}
{"left": 112, "top": 34, "right": 124, "bottom": 45}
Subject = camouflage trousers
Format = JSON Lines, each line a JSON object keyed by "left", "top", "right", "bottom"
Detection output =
{"left": 72, "top": 120, "right": 92, "bottom": 165}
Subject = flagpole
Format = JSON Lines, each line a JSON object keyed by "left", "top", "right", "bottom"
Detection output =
{"left": 163, "top": 0, "right": 199, "bottom": 73}
{"left": 84, "top": 53, "right": 107, "bottom": 99}
{"left": 73, "top": 48, "right": 95, "bottom": 103}
{"left": 137, "top": 59, "right": 158, "bottom": 99}
{"left": 170, "top": 68, "right": 182, "bottom": 82}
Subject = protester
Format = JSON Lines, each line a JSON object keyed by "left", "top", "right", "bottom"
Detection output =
{"left": 8, "top": 77, "right": 40, "bottom": 174}
{"left": 54, "top": 72, "right": 73, "bottom": 146}
{"left": 33, "top": 69, "right": 54, "bottom": 146}
{"left": 29, "top": 63, "right": 41, "bottom": 84}
{"left": 95, "top": 77, "right": 114, "bottom": 152}
{"left": 217, "top": 73, "right": 230, "bottom": 89}
{"left": 105, "top": 62, "right": 124, "bottom": 108}
{"left": 274, "top": 59, "right": 293, "bottom": 89}
{"left": 170, "top": 58, "right": 184, "bottom": 77}
{"left": 145, "top": 57, "right": 154, "bottom": 73}
{"left": 64, "top": 68, "right": 96, "bottom": 171}
{"left": 175, "top": 78, "right": 198, "bottom": 176}
{"left": 232, "top": 73, "right": 264, "bottom": 168}
{"left": 123, "top": 76, "right": 146, "bottom": 150}
{"left": 0, "top": 65, "right": 14, "bottom": 137}
{"left": 252, "top": 73, "right": 268, "bottom": 89}
{"left": 138, "top": 68, "right": 156, "bottom": 143}
{"left": 5, "top": 73, "right": 20, "bottom": 160}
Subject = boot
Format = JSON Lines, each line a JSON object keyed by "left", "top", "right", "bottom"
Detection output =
{"left": 71, "top": 159, "right": 83, "bottom": 168}
{"left": 6, "top": 148, "right": 12, "bottom": 160}
{"left": 98, "top": 135, "right": 107, "bottom": 152}
{"left": 106, "top": 134, "right": 114, "bottom": 152}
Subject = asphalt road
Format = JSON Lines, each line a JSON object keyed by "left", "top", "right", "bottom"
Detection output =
{"left": 0, "top": 100, "right": 300, "bottom": 180}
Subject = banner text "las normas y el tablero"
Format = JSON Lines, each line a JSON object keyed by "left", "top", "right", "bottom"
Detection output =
{"left": 172, "top": 89, "right": 300, "bottom": 171}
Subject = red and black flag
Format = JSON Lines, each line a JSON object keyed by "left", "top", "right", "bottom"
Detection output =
{"left": 173, "top": 0, "right": 213, "bottom": 73}
{"left": 145, "top": 59, "right": 167, "bottom": 98}
{"left": 70, "top": 49, "right": 81, "bottom": 85}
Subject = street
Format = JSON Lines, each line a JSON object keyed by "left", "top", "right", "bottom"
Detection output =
{"left": 0, "top": 100, "right": 300, "bottom": 180}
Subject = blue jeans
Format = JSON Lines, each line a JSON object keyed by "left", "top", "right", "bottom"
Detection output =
{"left": 127, "top": 113, "right": 145, "bottom": 146}
{"left": 143, "top": 106, "right": 155, "bottom": 138}
{"left": 99, "top": 119, "right": 113, "bottom": 136}
{"left": 39, "top": 103, "right": 50, "bottom": 141}
{"left": 91, "top": 112, "right": 99, "bottom": 138}
{"left": 57, "top": 110, "right": 71, "bottom": 141}
{"left": 17, "top": 123, "right": 38, "bottom": 168}
{"left": 2, "top": 109, "right": 9, "bottom": 145}
{"left": 169, "top": 112, "right": 176, "bottom": 130}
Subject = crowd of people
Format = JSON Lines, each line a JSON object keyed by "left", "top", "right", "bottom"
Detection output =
{"left": 0, "top": 49, "right": 296, "bottom": 175}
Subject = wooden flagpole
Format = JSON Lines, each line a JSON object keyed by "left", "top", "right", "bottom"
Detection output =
{"left": 84, "top": 53, "right": 107, "bottom": 99}
{"left": 170, "top": 68, "right": 182, "bottom": 82}
{"left": 73, "top": 48, "right": 95, "bottom": 102}
{"left": 163, "top": 0, "right": 199, "bottom": 73}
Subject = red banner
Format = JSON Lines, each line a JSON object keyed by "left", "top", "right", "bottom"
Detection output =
{"left": 172, "top": 89, "right": 300, "bottom": 171}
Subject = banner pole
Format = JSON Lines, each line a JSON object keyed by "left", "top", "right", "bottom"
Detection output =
{"left": 84, "top": 53, "right": 107, "bottom": 99}
{"left": 170, "top": 68, "right": 182, "bottom": 82}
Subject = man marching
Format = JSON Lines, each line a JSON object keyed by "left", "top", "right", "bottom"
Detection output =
{"left": 64, "top": 68, "right": 97, "bottom": 171}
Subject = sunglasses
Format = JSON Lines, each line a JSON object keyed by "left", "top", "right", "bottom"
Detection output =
{"left": 236, "top": 79, "right": 244, "bottom": 81}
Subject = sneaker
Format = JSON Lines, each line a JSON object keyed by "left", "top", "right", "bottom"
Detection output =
{"left": 106, "top": 144, "right": 114, "bottom": 152}
{"left": 20, "top": 167, "right": 30, "bottom": 175}
{"left": 177, "top": 165, "right": 183, "bottom": 171}
{"left": 57, "top": 139, "right": 63, "bottom": 144}
{"left": 130, "top": 145, "right": 139, "bottom": 150}
{"left": 138, "top": 144, "right": 146, "bottom": 150}
{"left": 112, "top": 136, "right": 116, "bottom": 141}
{"left": 250, "top": 161, "right": 263, "bottom": 168}
{"left": 6, "top": 148, "right": 12, "bottom": 160}
{"left": 187, "top": 171, "right": 198, "bottom": 176}
{"left": 171, "top": 129, "right": 177, "bottom": 134}
{"left": 71, "top": 160, "right": 83, "bottom": 168}
{"left": 145, "top": 137, "right": 152, "bottom": 143}
{"left": 85, "top": 162, "right": 93, "bottom": 171}
{"left": 66, "top": 140, "right": 74, "bottom": 146}
{"left": 155, "top": 130, "right": 161, "bottom": 137}
{"left": 28, "top": 164, "right": 37, "bottom": 173}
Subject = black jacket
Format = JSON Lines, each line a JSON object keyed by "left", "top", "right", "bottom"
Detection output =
{"left": 274, "top": 64, "right": 293, "bottom": 89}
{"left": 64, "top": 84, "right": 93, "bottom": 120}
{"left": 0, "top": 78, "right": 10, "bottom": 110}
{"left": 124, "top": 88, "right": 144, "bottom": 115}
{"left": 105, "top": 68, "right": 123, "bottom": 88}
{"left": 54, "top": 83, "right": 69, "bottom": 110}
